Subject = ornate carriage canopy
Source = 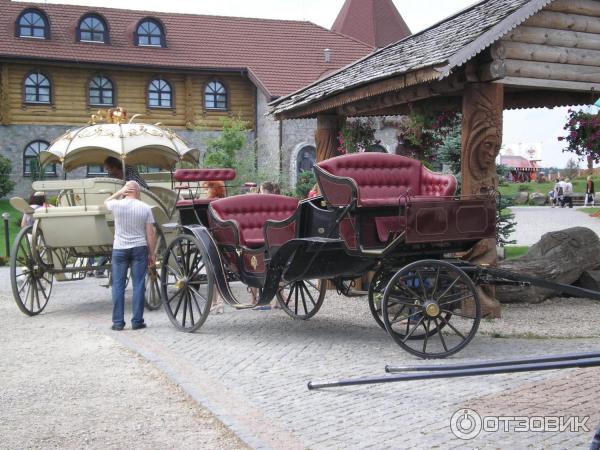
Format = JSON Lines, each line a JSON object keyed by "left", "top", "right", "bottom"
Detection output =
{"left": 39, "top": 122, "right": 199, "bottom": 172}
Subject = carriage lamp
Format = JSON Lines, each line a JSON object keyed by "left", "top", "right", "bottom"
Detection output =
{"left": 2, "top": 212, "right": 10, "bottom": 258}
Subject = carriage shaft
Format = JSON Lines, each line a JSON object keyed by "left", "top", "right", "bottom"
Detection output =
{"left": 307, "top": 357, "right": 600, "bottom": 389}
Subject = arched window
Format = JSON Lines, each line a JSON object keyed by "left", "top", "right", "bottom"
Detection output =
{"left": 204, "top": 81, "right": 227, "bottom": 110}
{"left": 148, "top": 79, "right": 172, "bottom": 108}
{"left": 23, "top": 72, "right": 51, "bottom": 104}
{"left": 136, "top": 18, "right": 165, "bottom": 47}
{"left": 78, "top": 14, "right": 107, "bottom": 43}
{"left": 23, "top": 141, "right": 56, "bottom": 177}
{"left": 89, "top": 76, "right": 114, "bottom": 106}
{"left": 17, "top": 9, "right": 49, "bottom": 39}
{"left": 297, "top": 145, "right": 316, "bottom": 174}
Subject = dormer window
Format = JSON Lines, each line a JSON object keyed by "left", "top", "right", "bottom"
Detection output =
{"left": 17, "top": 9, "right": 49, "bottom": 39}
{"left": 135, "top": 18, "right": 165, "bottom": 47}
{"left": 78, "top": 14, "right": 108, "bottom": 43}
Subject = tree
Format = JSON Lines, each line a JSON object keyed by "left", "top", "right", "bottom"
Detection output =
{"left": 563, "top": 157, "right": 579, "bottom": 179}
{"left": 558, "top": 109, "right": 600, "bottom": 165}
{"left": 203, "top": 117, "right": 248, "bottom": 169}
{"left": 295, "top": 170, "right": 315, "bottom": 198}
{"left": 0, "top": 155, "right": 15, "bottom": 198}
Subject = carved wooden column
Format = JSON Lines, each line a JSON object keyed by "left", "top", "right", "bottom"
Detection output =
{"left": 315, "top": 114, "right": 345, "bottom": 161}
{"left": 461, "top": 82, "right": 504, "bottom": 318}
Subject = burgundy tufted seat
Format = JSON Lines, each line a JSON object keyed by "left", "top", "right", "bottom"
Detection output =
{"left": 315, "top": 153, "right": 457, "bottom": 245}
{"left": 316, "top": 153, "right": 456, "bottom": 207}
{"left": 174, "top": 168, "right": 236, "bottom": 183}
{"left": 209, "top": 194, "right": 299, "bottom": 249}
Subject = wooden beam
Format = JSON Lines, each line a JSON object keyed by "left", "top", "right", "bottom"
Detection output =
{"left": 276, "top": 66, "right": 441, "bottom": 120}
{"left": 315, "top": 115, "right": 345, "bottom": 162}
{"left": 503, "top": 26, "right": 600, "bottom": 51}
{"left": 0, "top": 64, "right": 10, "bottom": 125}
{"left": 496, "top": 40, "right": 600, "bottom": 67}
{"left": 547, "top": 0, "right": 600, "bottom": 18}
{"left": 334, "top": 76, "right": 464, "bottom": 116}
{"left": 478, "top": 60, "right": 507, "bottom": 81}
{"left": 184, "top": 75, "right": 194, "bottom": 129}
{"left": 525, "top": 10, "right": 600, "bottom": 34}
{"left": 498, "top": 76, "right": 600, "bottom": 92}
{"left": 505, "top": 58, "right": 600, "bottom": 83}
{"left": 504, "top": 90, "right": 595, "bottom": 109}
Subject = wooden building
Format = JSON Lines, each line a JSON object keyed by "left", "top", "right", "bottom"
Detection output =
{"left": 270, "top": 0, "right": 600, "bottom": 315}
{"left": 0, "top": 0, "right": 412, "bottom": 195}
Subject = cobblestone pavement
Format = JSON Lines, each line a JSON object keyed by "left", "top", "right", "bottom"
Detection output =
{"left": 509, "top": 206, "right": 600, "bottom": 246}
{"left": 2, "top": 268, "right": 599, "bottom": 449}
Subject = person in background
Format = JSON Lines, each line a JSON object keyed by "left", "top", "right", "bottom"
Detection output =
{"left": 307, "top": 183, "right": 320, "bottom": 198}
{"left": 204, "top": 180, "right": 226, "bottom": 314}
{"left": 553, "top": 177, "right": 565, "bottom": 208}
{"left": 258, "top": 181, "right": 280, "bottom": 195}
{"left": 104, "top": 180, "right": 155, "bottom": 331}
{"left": 20, "top": 191, "right": 49, "bottom": 228}
{"left": 563, "top": 177, "right": 573, "bottom": 208}
{"left": 104, "top": 156, "right": 149, "bottom": 189}
{"left": 202, "top": 180, "right": 226, "bottom": 199}
{"left": 585, "top": 176, "right": 595, "bottom": 206}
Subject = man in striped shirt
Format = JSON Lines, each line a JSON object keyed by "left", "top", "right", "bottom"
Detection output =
{"left": 105, "top": 181, "right": 156, "bottom": 331}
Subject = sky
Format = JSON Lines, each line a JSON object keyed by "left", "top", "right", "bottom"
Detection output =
{"left": 18, "top": 0, "right": 596, "bottom": 168}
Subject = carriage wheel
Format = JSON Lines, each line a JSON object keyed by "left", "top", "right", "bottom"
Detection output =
{"left": 382, "top": 260, "right": 480, "bottom": 359}
{"left": 144, "top": 226, "right": 166, "bottom": 311}
{"left": 276, "top": 279, "right": 326, "bottom": 320}
{"left": 368, "top": 267, "right": 395, "bottom": 331}
{"left": 160, "top": 234, "right": 214, "bottom": 332}
{"left": 10, "top": 226, "right": 54, "bottom": 316}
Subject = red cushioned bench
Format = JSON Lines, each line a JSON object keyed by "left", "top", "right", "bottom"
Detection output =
{"left": 208, "top": 194, "right": 299, "bottom": 274}
{"left": 314, "top": 153, "right": 457, "bottom": 247}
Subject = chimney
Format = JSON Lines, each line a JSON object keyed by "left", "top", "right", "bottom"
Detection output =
{"left": 324, "top": 48, "right": 332, "bottom": 63}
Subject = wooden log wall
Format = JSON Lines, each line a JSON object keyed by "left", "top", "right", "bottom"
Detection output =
{"left": 496, "top": 0, "right": 600, "bottom": 89}
{"left": 1, "top": 62, "right": 256, "bottom": 130}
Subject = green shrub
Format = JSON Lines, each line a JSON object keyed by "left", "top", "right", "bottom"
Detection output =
{"left": 0, "top": 155, "right": 15, "bottom": 198}
{"left": 295, "top": 170, "right": 315, "bottom": 199}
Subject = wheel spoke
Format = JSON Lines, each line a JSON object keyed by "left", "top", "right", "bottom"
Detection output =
{"left": 440, "top": 309, "right": 474, "bottom": 319}
{"left": 173, "top": 290, "right": 185, "bottom": 317}
{"left": 416, "top": 269, "right": 428, "bottom": 298}
{"left": 437, "top": 275, "right": 461, "bottom": 301}
{"left": 430, "top": 266, "right": 441, "bottom": 298}
{"left": 434, "top": 318, "right": 449, "bottom": 352}
{"left": 294, "top": 284, "right": 299, "bottom": 315}
{"left": 301, "top": 282, "right": 317, "bottom": 307}
{"left": 438, "top": 293, "right": 473, "bottom": 308}
{"left": 401, "top": 316, "right": 425, "bottom": 343}
{"left": 422, "top": 319, "right": 431, "bottom": 353}
{"left": 437, "top": 314, "right": 466, "bottom": 339}
{"left": 299, "top": 283, "right": 308, "bottom": 315}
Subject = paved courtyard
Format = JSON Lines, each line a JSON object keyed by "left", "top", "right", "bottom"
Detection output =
{"left": 1, "top": 264, "right": 599, "bottom": 449}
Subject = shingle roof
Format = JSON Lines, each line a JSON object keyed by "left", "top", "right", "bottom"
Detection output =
{"left": 270, "top": 0, "right": 553, "bottom": 116}
{"left": 0, "top": 0, "right": 373, "bottom": 97}
{"left": 501, "top": 155, "right": 535, "bottom": 169}
{"left": 331, "top": 0, "right": 411, "bottom": 48}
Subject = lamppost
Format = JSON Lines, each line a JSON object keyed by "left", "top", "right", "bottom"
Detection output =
{"left": 2, "top": 212, "right": 10, "bottom": 257}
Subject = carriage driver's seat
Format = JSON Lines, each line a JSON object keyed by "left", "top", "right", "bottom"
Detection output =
{"left": 208, "top": 194, "right": 299, "bottom": 251}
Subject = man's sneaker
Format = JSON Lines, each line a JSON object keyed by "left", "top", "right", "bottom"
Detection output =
{"left": 111, "top": 324, "right": 124, "bottom": 331}
{"left": 132, "top": 323, "right": 147, "bottom": 330}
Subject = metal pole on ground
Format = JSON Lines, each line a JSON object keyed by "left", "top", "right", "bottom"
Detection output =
{"left": 2, "top": 212, "right": 10, "bottom": 257}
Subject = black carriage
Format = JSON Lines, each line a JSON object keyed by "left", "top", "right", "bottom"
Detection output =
{"left": 160, "top": 152, "right": 502, "bottom": 358}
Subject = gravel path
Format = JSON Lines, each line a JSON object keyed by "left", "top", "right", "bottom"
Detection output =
{"left": 0, "top": 268, "right": 247, "bottom": 450}
{"left": 509, "top": 206, "right": 600, "bottom": 245}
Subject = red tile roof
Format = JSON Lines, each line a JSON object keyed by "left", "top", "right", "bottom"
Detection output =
{"left": 331, "top": 0, "right": 411, "bottom": 48}
{"left": 501, "top": 155, "right": 536, "bottom": 170}
{"left": 0, "top": 0, "right": 373, "bottom": 97}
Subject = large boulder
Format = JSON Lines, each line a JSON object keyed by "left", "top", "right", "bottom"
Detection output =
{"left": 495, "top": 227, "right": 600, "bottom": 303}
{"left": 529, "top": 192, "right": 546, "bottom": 206}
{"left": 513, "top": 191, "right": 529, "bottom": 205}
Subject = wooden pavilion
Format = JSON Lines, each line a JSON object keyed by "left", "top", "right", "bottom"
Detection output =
{"left": 270, "top": 0, "right": 600, "bottom": 315}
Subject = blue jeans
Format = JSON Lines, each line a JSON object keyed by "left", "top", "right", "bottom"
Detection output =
{"left": 111, "top": 246, "right": 148, "bottom": 327}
